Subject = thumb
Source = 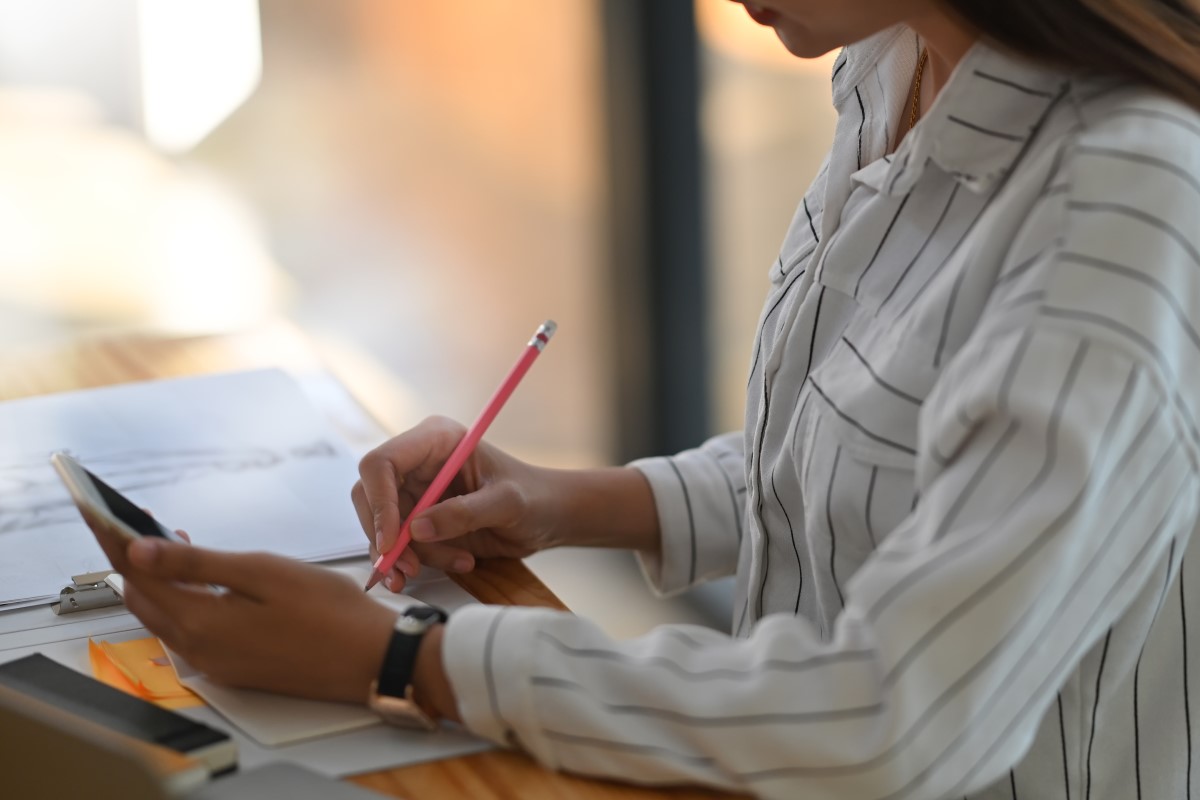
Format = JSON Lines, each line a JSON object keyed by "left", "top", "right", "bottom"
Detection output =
{"left": 128, "top": 538, "right": 264, "bottom": 595}
{"left": 409, "top": 483, "right": 523, "bottom": 544}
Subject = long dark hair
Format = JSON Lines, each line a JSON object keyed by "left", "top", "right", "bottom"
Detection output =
{"left": 942, "top": 0, "right": 1200, "bottom": 109}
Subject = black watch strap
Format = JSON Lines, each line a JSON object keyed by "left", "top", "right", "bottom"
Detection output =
{"left": 376, "top": 605, "right": 448, "bottom": 699}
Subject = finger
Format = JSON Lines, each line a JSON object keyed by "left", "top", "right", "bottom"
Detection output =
{"left": 393, "top": 547, "right": 420, "bottom": 578}
{"left": 359, "top": 417, "right": 470, "bottom": 548}
{"left": 383, "top": 572, "right": 406, "bottom": 592}
{"left": 124, "top": 575, "right": 257, "bottom": 659}
{"left": 411, "top": 482, "right": 523, "bottom": 544}
{"left": 385, "top": 564, "right": 408, "bottom": 592}
{"left": 139, "top": 507, "right": 190, "bottom": 544}
{"left": 366, "top": 541, "right": 403, "bottom": 581}
{"left": 411, "top": 541, "right": 476, "bottom": 574}
{"left": 371, "top": 544, "right": 418, "bottom": 579}
{"left": 350, "top": 481, "right": 373, "bottom": 543}
{"left": 122, "top": 581, "right": 182, "bottom": 643}
{"left": 127, "top": 538, "right": 270, "bottom": 598}
{"left": 120, "top": 571, "right": 226, "bottom": 649}
{"left": 359, "top": 490, "right": 414, "bottom": 588}
{"left": 377, "top": 548, "right": 419, "bottom": 595}
{"left": 357, "top": 452, "right": 404, "bottom": 554}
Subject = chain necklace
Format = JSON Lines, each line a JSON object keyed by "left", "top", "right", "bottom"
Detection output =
{"left": 909, "top": 48, "right": 930, "bottom": 132}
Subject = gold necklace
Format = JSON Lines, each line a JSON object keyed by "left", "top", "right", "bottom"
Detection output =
{"left": 910, "top": 48, "right": 930, "bottom": 131}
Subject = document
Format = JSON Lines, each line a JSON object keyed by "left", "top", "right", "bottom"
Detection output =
{"left": 0, "top": 370, "right": 371, "bottom": 608}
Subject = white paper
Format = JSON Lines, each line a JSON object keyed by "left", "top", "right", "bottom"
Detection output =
{"left": 0, "top": 370, "right": 372, "bottom": 607}
{"left": 172, "top": 674, "right": 383, "bottom": 747}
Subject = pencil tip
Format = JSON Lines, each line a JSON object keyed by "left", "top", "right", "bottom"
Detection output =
{"left": 363, "top": 572, "right": 383, "bottom": 593}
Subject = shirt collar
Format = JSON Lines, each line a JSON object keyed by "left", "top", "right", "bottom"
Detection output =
{"left": 831, "top": 24, "right": 911, "bottom": 110}
{"left": 836, "top": 33, "right": 1070, "bottom": 197}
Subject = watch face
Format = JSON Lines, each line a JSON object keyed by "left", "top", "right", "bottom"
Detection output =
{"left": 407, "top": 605, "right": 448, "bottom": 623}
{"left": 369, "top": 683, "right": 438, "bottom": 731}
{"left": 394, "top": 604, "right": 448, "bottom": 635}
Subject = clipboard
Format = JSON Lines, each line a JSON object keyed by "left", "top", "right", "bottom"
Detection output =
{"left": 52, "top": 571, "right": 124, "bottom": 616}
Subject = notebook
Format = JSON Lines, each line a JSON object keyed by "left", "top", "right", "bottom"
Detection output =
{"left": 0, "top": 681, "right": 210, "bottom": 796}
{"left": 1, "top": 683, "right": 388, "bottom": 799}
{"left": 0, "top": 653, "right": 236, "bottom": 774}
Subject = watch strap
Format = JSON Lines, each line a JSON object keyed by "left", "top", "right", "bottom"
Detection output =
{"left": 376, "top": 605, "right": 448, "bottom": 699}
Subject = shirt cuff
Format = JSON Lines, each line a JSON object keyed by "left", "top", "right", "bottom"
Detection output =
{"left": 630, "top": 450, "right": 742, "bottom": 597}
{"left": 441, "top": 603, "right": 562, "bottom": 767}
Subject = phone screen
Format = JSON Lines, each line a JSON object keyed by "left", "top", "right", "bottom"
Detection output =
{"left": 83, "top": 467, "right": 175, "bottom": 540}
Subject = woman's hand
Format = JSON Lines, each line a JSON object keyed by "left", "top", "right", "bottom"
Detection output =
{"left": 120, "top": 537, "right": 398, "bottom": 704}
{"left": 351, "top": 416, "right": 566, "bottom": 592}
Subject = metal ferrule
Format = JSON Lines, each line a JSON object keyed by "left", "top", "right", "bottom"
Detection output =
{"left": 528, "top": 319, "right": 558, "bottom": 351}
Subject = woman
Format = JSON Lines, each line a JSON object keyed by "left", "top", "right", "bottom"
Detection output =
{"left": 116, "top": 1, "right": 1200, "bottom": 797}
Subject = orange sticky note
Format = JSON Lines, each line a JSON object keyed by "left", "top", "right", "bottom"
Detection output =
{"left": 99, "top": 639, "right": 194, "bottom": 700}
{"left": 88, "top": 637, "right": 204, "bottom": 710}
{"left": 88, "top": 639, "right": 143, "bottom": 695}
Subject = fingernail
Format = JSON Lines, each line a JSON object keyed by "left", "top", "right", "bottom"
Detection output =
{"left": 452, "top": 555, "right": 474, "bottom": 573}
{"left": 398, "top": 560, "right": 416, "bottom": 578}
{"left": 129, "top": 538, "right": 161, "bottom": 567}
{"left": 411, "top": 517, "right": 434, "bottom": 541}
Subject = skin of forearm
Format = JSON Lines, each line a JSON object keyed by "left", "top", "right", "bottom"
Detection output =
{"left": 543, "top": 466, "right": 662, "bottom": 556}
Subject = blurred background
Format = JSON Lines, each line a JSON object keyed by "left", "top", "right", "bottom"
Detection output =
{"left": 0, "top": 0, "right": 836, "bottom": 636}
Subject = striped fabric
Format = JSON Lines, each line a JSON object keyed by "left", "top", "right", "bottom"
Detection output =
{"left": 442, "top": 26, "right": 1200, "bottom": 799}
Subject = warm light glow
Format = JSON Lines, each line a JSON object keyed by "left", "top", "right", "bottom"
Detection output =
{"left": 138, "top": 0, "right": 262, "bottom": 153}
{"left": 146, "top": 176, "right": 282, "bottom": 333}
{"left": 0, "top": 91, "right": 283, "bottom": 335}
{"left": 695, "top": 0, "right": 838, "bottom": 75}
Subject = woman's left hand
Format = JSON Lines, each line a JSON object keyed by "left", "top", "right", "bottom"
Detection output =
{"left": 120, "top": 537, "right": 398, "bottom": 704}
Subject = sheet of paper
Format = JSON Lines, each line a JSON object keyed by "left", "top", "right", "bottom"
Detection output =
{"left": 191, "top": 704, "right": 490, "bottom": 778}
{"left": 172, "top": 672, "right": 382, "bottom": 747}
{"left": 0, "top": 369, "right": 373, "bottom": 607}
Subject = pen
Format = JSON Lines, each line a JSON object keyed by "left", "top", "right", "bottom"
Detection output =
{"left": 363, "top": 320, "right": 557, "bottom": 592}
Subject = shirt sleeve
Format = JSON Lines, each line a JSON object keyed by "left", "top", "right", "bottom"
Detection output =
{"left": 628, "top": 431, "right": 747, "bottom": 596}
{"left": 440, "top": 106, "right": 1200, "bottom": 797}
{"left": 443, "top": 330, "right": 1196, "bottom": 798}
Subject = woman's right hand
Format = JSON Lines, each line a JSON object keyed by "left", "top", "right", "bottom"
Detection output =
{"left": 351, "top": 416, "right": 565, "bottom": 592}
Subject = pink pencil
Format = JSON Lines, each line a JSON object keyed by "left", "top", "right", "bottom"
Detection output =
{"left": 363, "top": 320, "right": 557, "bottom": 592}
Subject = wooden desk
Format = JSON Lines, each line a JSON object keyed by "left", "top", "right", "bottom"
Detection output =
{"left": 0, "top": 325, "right": 739, "bottom": 800}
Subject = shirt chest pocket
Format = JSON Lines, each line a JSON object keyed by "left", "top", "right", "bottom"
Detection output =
{"left": 805, "top": 324, "right": 940, "bottom": 472}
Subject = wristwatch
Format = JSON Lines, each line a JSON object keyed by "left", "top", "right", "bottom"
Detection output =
{"left": 367, "top": 604, "right": 449, "bottom": 730}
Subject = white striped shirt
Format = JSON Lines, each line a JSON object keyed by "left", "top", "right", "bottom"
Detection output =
{"left": 442, "top": 26, "right": 1200, "bottom": 799}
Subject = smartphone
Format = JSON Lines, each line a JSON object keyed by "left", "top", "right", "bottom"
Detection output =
{"left": 50, "top": 452, "right": 186, "bottom": 546}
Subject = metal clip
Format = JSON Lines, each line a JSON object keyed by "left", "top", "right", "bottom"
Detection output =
{"left": 52, "top": 571, "right": 123, "bottom": 615}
